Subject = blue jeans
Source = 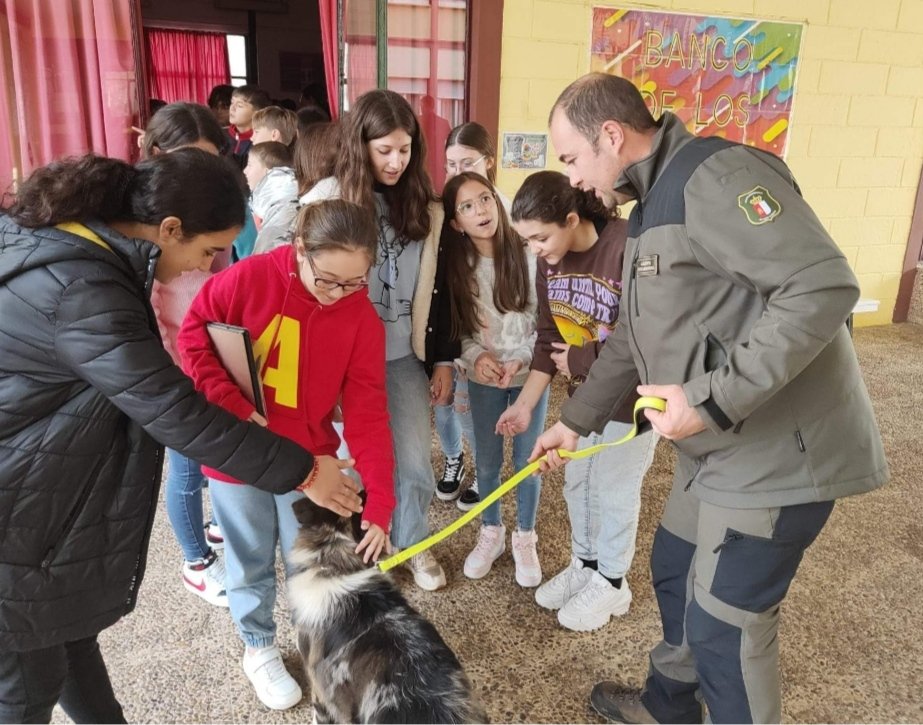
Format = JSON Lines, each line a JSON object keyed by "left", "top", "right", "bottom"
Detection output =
{"left": 563, "top": 423, "right": 658, "bottom": 579}
{"left": 164, "top": 448, "right": 210, "bottom": 562}
{"left": 208, "top": 480, "right": 301, "bottom": 649}
{"left": 387, "top": 355, "right": 438, "bottom": 549}
{"left": 467, "top": 380, "right": 549, "bottom": 531}
{"left": 434, "top": 372, "right": 477, "bottom": 460}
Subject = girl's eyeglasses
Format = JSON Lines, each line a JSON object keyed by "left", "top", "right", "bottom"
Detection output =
{"left": 456, "top": 192, "right": 496, "bottom": 218}
{"left": 304, "top": 254, "right": 369, "bottom": 292}
{"left": 445, "top": 155, "right": 486, "bottom": 174}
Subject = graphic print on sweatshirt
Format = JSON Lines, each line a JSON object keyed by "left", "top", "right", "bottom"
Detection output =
{"left": 546, "top": 271, "right": 621, "bottom": 347}
{"left": 252, "top": 313, "right": 301, "bottom": 408}
{"left": 371, "top": 209, "right": 419, "bottom": 325}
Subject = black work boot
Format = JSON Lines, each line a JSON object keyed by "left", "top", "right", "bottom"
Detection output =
{"left": 590, "top": 684, "right": 659, "bottom": 724}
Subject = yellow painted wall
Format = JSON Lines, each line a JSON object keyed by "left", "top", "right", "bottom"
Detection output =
{"left": 496, "top": 0, "right": 923, "bottom": 326}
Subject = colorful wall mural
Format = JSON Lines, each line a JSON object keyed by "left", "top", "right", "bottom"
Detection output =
{"left": 591, "top": 7, "right": 803, "bottom": 156}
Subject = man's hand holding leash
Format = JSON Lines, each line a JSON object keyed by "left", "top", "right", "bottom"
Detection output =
{"left": 637, "top": 384, "right": 705, "bottom": 440}
{"left": 529, "top": 421, "right": 580, "bottom": 473}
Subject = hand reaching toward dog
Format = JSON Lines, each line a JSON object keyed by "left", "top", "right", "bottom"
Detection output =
{"left": 303, "top": 455, "right": 363, "bottom": 517}
{"left": 356, "top": 521, "right": 390, "bottom": 563}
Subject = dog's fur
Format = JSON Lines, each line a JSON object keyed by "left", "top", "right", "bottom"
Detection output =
{"left": 288, "top": 495, "right": 488, "bottom": 724}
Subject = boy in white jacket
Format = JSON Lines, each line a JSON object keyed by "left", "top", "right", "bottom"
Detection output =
{"left": 243, "top": 141, "right": 299, "bottom": 256}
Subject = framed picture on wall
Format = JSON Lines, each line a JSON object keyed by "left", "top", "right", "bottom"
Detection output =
{"left": 214, "top": 0, "right": 289, "bottom": 12}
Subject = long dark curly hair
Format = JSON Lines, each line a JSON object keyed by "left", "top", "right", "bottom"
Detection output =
{"left": 6, "top": 150, "right": 246, "bottom": 235}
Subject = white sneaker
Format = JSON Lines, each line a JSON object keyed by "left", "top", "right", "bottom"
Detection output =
{"left": 205, "top": 522, "right": 224, "bottom": 550}
{"left": 182, "top": 552, "right": 228, "bottom": 607}
{"left": 406, "top": 549, "right": 447, "bottom": 591}
{"left": 535, "top": 555, "right": 594, "bottom": 610}
{"left": 557, "top": 570, "right": 632, "bottom": 631}
{"left": 463, "top": 524, "right": 506, "bottom": 579}
{"left": 511, "top": 529, "right": 542, "bottom": 587}
{"left": 242, "top": 645, "right": 303, "bottom": 710}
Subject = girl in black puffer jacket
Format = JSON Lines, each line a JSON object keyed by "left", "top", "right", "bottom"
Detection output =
{"left": 0, "top": 150, "right": 361, "bottom": 724}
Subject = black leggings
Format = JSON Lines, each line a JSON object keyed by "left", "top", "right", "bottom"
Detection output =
{"left": 0, "top": 635, "right": 125, "bottom": 724}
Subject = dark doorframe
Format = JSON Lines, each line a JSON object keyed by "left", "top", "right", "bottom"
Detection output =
{"left": 130, "top": 0, "right": 150, "bottom": 135}
{"left": 467, "top": 0, "right": 503, "bottom": 144}
{"left": 893, "top": 165, "right": 923, "bottom": 322}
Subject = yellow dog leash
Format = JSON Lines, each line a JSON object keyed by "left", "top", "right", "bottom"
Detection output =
{"left": 377, "top": 396, "right": 667, "bottom": 572}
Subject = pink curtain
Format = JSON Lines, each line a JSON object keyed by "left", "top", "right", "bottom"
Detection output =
{"left": 0, "top": 0, "right": 139, "bottom": 199}
{"left": 318, "top": 0, "right": 340, "bottom": 118}
{"left": 144, "top": 28, "right": 229, "bottom": 105}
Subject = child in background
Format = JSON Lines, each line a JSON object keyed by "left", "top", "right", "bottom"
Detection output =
{"left": 244, "top": 141, "right": 299, "bottom": 256}
{"left": 297, "top": 106, "right": 330, "bottom": 137}
{"left": 294, "top": 122, "right": 339, "bottom": 203}
{"left": 145, "top": 102, "right": 235, "bottom": 607}
{"left": 228, "top": 84, "right": 272, "bottom": 167}
{"left": 251, "top": 106, "right": 299, "bottom": 148}
{"left": 441, "top": 171, "right": 546, "bottom": 588}
{"left": 208, "top": 84, "right": 234, "bottom": 128}
{"left": 178, "top": 199, "right": 395, "bottom": 712}
{"left": 497, "top": 171, "right": 657, "bottom": 630}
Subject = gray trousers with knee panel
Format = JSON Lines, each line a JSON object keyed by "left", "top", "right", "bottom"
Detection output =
{"left": 641, "top": 473, "right": 834, "bottom": 724}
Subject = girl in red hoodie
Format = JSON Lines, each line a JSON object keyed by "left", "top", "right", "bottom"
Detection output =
{"left": 178, "top": 199, "right": 394, "bottom": 712}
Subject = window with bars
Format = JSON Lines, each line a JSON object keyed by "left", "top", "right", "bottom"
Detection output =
{"left": 342, "top": 0, "right": 468, "bottom": 189}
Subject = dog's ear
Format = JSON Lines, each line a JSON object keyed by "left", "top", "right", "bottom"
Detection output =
{"left": 348, "top": 489, "right": 369, "bottom": 543}
{"left": 292, "top": 496, "right": 340, "bottom": 528}
{"left": 291, "top": 497, "right": 316, "bottom": 526}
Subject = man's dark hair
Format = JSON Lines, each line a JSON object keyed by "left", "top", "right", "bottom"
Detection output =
{"left": 550, "top": 73, "right": 656, "bottom": 147}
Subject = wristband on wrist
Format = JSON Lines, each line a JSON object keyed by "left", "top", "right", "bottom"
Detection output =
{"left": 297, "top": 459, "right": 320, "bottom": 492}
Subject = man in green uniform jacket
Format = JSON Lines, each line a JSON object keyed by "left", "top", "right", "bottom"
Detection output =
{"left": 534, "top": 72, "right": 888, "bottom": 724}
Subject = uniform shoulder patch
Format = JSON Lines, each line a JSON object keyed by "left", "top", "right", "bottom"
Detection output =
{"left": 737, "top": 185, "right": 781, "bottom": 225}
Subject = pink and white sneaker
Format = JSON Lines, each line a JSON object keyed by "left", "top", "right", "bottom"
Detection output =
{"left": 511, "top": 529, "right": 542, "bottom": 587}
{"left": 463, "top": 524, "right": 506, "bottom": 579}
{"left": 182, "top": 551, "right": 228, "bottom": 607}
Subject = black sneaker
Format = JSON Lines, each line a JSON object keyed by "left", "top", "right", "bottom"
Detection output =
{"left": 436, "top": 453, "right": 466, "bottom": 501}
{"left": 456, "top": 477, "right": 480, "bottom": 511}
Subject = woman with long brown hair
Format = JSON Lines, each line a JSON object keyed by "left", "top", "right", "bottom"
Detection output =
{"left": 301, "top": 89, "right": 456, "bottom": 592}
{"left": 441, "top": 171, "right": 546, "bottom": 588}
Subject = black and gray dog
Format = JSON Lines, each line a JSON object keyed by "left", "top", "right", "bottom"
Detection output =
{"left": 288, "top": 495, "right": 488, "bottom": 724}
